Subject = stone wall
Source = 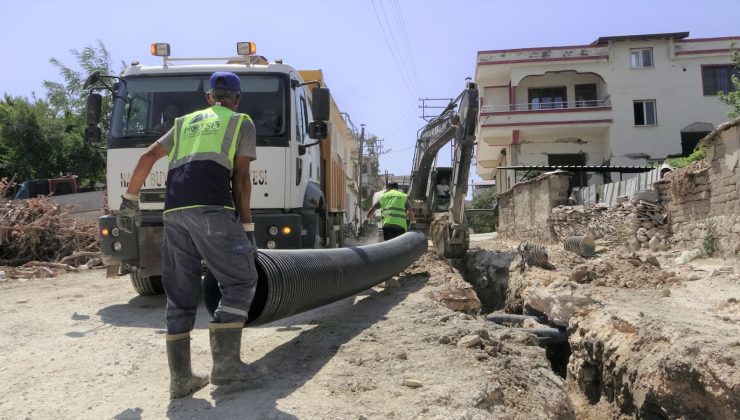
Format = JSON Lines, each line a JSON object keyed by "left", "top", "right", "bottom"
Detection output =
{"left": 657, "top": 118, "right": 740, "bottom": 257}
{"left": 497, "top": 173, "right": 569, "bottom": 242}
{"left": 550, "top": 200, "right": 670, "bottom": 251}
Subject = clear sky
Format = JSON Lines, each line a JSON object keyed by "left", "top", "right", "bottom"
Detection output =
{"left": 2, "top": 0, "right": 739, "bottom": 181}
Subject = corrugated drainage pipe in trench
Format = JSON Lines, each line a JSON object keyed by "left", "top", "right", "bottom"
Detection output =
{"left": 203, "top": 231, "right": 428, "bottom": 327}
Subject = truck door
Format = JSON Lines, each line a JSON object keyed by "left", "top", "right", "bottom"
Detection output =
{"left": 289, "top": 83, "right": 315, "bottom": 209}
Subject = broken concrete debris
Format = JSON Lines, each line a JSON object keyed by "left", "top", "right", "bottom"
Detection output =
{"left": 550, "top": 199, "right": 670, "bottom": 252}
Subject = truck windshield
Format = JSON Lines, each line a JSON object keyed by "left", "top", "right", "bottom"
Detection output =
{"left": 110, "top": 74, "right": 288, "bottom": 147}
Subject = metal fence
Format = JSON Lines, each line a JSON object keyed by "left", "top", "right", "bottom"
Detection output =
{"left": 574, "top": 166, "right": 664, "bottom": 206}
{"left": 481, "top": 98, "right": 611, "bottom": 113}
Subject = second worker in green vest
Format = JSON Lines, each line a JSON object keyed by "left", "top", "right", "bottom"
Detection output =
{"left": 366, "top": 181, "right": 416, "bottom": 241}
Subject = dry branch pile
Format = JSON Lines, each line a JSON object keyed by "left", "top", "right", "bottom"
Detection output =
{"left": 0, "top": 178, "right": 102, "bottom": 279}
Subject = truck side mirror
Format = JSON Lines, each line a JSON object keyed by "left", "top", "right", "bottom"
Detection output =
{"left": 86, "top": 93, "right": 102, "bottom": 126}
{"left": 308, "top": 121, "right": 328, "bottom": 140}
{"left": 311, "top": 87, "right": 330, "bottom": 121}
{"left": 85, "top": 126, "right": 101, "bottom": 144}
{"left": 85, "top": 93, "right": 103, "bottom": 144}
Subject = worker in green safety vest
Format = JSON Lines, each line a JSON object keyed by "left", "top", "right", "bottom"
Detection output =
{"left": 366, "top": 181, "right": 416, "bottom": 241}
{"left": 116, "top": 72, "right": 263, "bottom": 399}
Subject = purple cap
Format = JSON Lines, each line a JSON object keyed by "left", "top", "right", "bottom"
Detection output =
{"left": 210, "top": 72, "right": 241, "bottom": 92}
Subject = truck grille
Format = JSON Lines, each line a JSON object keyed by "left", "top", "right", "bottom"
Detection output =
{"left": 140, "top": 188, "right": 166, "bottom": 203}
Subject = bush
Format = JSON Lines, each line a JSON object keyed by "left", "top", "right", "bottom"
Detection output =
{"left": 469, "top": 186, "right": 496, "bottom": 233}
{"left": 665, "top": 146, "right": 707, "bottom": 168}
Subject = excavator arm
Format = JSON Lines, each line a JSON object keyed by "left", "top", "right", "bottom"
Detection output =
{"left": 408, "top": 81, "right": 479, "bottom": 258}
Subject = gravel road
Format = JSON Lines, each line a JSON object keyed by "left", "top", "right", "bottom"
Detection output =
{"left": 0, "top": 252, "right": 572, "bottom": 420}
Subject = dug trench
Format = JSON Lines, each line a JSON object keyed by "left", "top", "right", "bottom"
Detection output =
{"left": 451, "top": 245, "right": 740, "bottom": 420}
{"left": 452, "top": 249, "right": 572, "bottom": 380}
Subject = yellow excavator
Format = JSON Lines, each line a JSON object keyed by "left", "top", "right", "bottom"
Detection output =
{"left": 407, "top": 81, "right": 479, "bottom": 258}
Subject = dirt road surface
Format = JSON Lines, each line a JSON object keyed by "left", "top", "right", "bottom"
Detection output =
{"left": 0, "top": 249, "right": 572, "bottom": 420}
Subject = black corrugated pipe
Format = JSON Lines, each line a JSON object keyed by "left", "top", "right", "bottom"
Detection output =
{"left": 485, "top": 314, "right": 547, "bottom": 326}
{"left": 203, "top": 231, "right": 428, "bottom": 327}
{"left": 521, "top": 328, "right": 569, "bottom": 345}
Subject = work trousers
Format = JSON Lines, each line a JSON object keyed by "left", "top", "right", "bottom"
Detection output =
{"left": 162, "top": 206, "right": 258, "bottom": 334}
{"left": 382, "top": 224, "right": 406, "bottom": 241}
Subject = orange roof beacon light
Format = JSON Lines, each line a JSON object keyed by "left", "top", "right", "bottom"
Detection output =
{"left": 150, "top": 43, "right": 171, "bottom": 57}
{"left": 237, "top": 42, "right": 256, "bottom": 56}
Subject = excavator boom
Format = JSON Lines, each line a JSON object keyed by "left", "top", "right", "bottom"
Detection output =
{"left": 408, "top": 81, "right": 479, "bottom": 258}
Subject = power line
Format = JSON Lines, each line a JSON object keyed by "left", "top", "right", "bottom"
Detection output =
{"left": 379, "top": 0, "right": 424, "bottom": 98}
{"left": 369, "top": 0, "right": 423, "bottom": 102}
{"left": 383, "top": 107, "right": 417, "bottom": 140}
{"left": 391, "top": 0, "right": 426, "bottom": 98}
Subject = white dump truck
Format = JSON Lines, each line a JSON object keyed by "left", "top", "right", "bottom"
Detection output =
{"left": 84, "top": 42, "right": 350, "bottom": 295}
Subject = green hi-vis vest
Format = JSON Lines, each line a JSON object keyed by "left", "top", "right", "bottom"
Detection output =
{"left": 164, "top": 106, "right": 250, "bottom": 212}
{"left": 379, "top": 189, "right": 409, "bottom": 229}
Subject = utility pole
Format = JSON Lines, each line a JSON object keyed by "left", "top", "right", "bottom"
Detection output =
{"left": 358, "top": 124, "right": 366, "bottom": 219}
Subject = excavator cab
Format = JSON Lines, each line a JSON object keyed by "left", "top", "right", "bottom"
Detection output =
{"left": 430, "top": 167, "right": 453, "bottom": 212}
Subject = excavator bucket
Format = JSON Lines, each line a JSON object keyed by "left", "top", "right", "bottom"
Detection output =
{"left": 430, "top": 213, "right": 469, "bottom": 259}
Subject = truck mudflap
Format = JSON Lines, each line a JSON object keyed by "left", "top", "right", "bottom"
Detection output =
{"left": 99, "top": 213, "right": 163, "bottom": 277}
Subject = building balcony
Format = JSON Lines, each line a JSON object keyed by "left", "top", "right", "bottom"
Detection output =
{"left": 479, "top": 99, "right": 612, "bottom": 137}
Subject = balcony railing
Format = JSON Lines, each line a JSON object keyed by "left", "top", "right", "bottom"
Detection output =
{"left": 482, "top": 98, "right": 611, "bottom": 114}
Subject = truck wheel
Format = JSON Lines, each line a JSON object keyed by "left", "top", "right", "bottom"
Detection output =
{"left": 130, "top": 270, "right": 164, "bottom": 296}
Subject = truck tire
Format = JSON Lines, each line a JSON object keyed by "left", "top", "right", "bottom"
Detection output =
{"left": 130, "top": 270, "right": 164, "bottom": 296}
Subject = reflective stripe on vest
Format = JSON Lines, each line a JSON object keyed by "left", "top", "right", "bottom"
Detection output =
{"left": 379, "top": 189, "right": 408, "bottom": 229}
{"left": 170, "top": 107, "right": 247, "bottom": 172}
{"left": 164, "top": 106, "right": 251, "bottom": 212}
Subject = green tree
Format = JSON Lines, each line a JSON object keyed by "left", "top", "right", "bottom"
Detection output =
{"left": 42, "top": 40, "right": 121, "bottom": 187}
{"left": 0, "top": 96, "right": 57, "bottom": 181}
{"left": 469, "top": 186, "right": 497, "bottom": 233}
{"left": 718, "top": 43, "right": 740, "bottom": 119}
{"left": 0, "top": 41, "right": 118, "bottom": 189}
{"left": 43, "top": 40, "right": 118, "bottom": 120}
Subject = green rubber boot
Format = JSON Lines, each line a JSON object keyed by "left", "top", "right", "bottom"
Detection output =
{"left": 209, "top": 322, "right": 267, "bottom": 386}
{"left": 166, "top": 332, "right": 210, "bottom": 399}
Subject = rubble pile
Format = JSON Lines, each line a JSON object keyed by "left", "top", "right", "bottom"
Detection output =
{"left": 0, "top": 179, "right": 101, "bottom": 278}
{"left": 568, "top": 253, "right": 682, "bottom": 289}
{"left": 550, "top": 199, "right": 670, "bottom": 252}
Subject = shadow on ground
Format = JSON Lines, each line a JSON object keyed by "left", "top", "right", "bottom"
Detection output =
{"left": 165, "top": 273, "right": 428, "bottom": 419}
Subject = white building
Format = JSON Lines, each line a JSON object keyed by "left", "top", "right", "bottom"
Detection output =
{"left": 474, "top": 32, "right": 739, "bottom": 191}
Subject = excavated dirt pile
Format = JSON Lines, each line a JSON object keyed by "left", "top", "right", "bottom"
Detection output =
{"left": 476, "top": 235, "right": 740, "bottom": 419}
{"left": 567, "top": 253, "right": 683, "bottom": 289}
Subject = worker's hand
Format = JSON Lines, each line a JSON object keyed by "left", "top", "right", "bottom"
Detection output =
{"left": 243, "top": 223, "right": 259, "bottom": 266}
{"left": 116, "top": 193, "right": 141, "bottom": 234}
{"left": 245, "top": 231, "right": 256, "bottom": 248}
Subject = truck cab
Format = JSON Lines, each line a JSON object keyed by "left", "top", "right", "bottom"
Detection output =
{"left": 85, "top": 42, "right": 336, "bottom": 295}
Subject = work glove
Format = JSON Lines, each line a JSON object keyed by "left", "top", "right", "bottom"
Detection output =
{"left": 117, "top": 193, "right": 141, "bottom": 234}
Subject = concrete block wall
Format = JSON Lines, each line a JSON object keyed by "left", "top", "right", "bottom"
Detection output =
{"left": 497, "top": 173, "right": 569, "bottom": 243}
{"left": 658, "top": 119, "right": 740, "bottom": 257}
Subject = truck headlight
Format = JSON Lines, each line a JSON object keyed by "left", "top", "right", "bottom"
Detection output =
{"left": 268, "top": 226, "right": 278, "bottom": 236}
{"left": 266, "top": 240, "right": 276, "bottom": 249}
{"left": 112, "top": 241, "right": 122, "bottom": 252}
